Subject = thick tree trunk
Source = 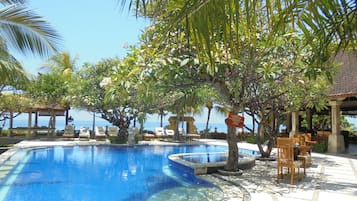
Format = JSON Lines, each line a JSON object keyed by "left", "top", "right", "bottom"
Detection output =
{"left": 225, "top": 125, "right": 239, "bottom": 171}
{"left": 256, "top": 117, "right": 275, "bottom": 158}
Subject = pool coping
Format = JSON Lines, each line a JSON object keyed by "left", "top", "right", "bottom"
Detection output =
{"left": 169, "top": 151, "right": 257, "bottom": 175}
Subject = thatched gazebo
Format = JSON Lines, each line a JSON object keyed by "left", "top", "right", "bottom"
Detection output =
{"left": 8, "top": 104, "right": 67, "bottom": 138}
{"left": 289, "top": 51, "right": 357, "bottom": 153}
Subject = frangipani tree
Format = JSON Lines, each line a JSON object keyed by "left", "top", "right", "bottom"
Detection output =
{"left": 242, "top": 34, "right": 333, "bottom": 157}
{"left": 0, "top": 93, "right": 32, "bottom": 128}
{"left": 71, "top": 58, "right": 148, "bottom": 136}
{"left": 119, "top": 0, "right": 349, "bottom": 171}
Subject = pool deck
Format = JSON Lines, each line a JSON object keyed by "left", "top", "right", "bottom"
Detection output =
{"left": 200, "top": 140, "right": 357, "bottom": 201}
{"left": 1, "top": 138, "right": 357, "bottom": 201}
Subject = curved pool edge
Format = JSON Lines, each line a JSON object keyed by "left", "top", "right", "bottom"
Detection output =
{"left": 168, "top": 152, "right": 256, "bottom": 175}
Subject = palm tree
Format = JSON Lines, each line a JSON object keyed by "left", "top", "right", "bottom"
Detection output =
{"left": 0, "top": 0, "right": 61, "bottom": 89}
{"left": 0, "top": 1, "right": 61, "bottom": 57}
{"left": 0, "top": 38, "right": 28, "bottom": 89}
{"left": 40, "top": 51, "right": 78, "bottom": 77}
{"left": 122, "top": 0, "right": 356, "bottom": 64}
{"left": 38, "top": 51, "right": 78, "bottom": 125}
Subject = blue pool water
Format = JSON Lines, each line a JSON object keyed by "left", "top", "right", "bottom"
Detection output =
{"left": 0, "top": 145, "right": 229, "bottom": 201}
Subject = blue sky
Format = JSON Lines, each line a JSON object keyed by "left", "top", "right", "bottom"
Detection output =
{"left": 10, "top": 1, "right": 355, "bottom": 130}
{"left": 15, "top": 0, "right": 148, "bottom": 72}
{"left": 11, "top": 0, "right": 227, "bottom": 125}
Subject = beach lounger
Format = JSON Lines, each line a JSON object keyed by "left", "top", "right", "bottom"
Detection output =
{"left": 63, "top": 125, "right": 75, "bottom": 138}
{"left": 108, "top": 126, "right": 118, "bottom": 137}
{"left": 165, "top": 129, "right": 174, "bottom": 137}
{"left": 95, "top": 126, "right": 107, "bottom": 138}
{"left": 155, "top": 127, "right": 171, "bottom": 138}
{"left": 79, "top": 127, "right": 90, "bottom": 140}
{"left": 143, "top": 130, "right": 156, "bottom": 140}
{"left": 154, "top": 127, "right": 164, "bottom": 136}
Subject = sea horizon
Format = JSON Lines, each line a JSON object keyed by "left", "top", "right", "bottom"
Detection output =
{"left": 2, "top": 118, "right": 254, "bottom": 133}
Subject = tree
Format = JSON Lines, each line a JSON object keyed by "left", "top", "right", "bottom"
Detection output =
{"left": 37, "top": 51, "right": 78, "bottom": 125}
{"left": 122, "top": 0, "right": 356, "bottom": 67}
{"left": 124, "top": 25, "right": 247, "bottom": 171}
{"left": 40, "top": 51, "right": 78, "bottom": 77}
{"left": 0, "top": 0, "right": 62, "bottom": 128}
{"left": 166, "top": 87, "right": 207, "bottom": 140}
{"left": 119, "top": 0, "right": 351, "bottom": 171}
{"left": 0, "top": 0, "right": 61, "bottom": 57}
{"left": 0, "top": 93, "right": 31, "bottom": 129}
{"left": 200, "top": 89, "right": 228, "bottom": 138}
{"left": 71, "top": 58, "right": 144, "bottom": 136}
{"left": 0, "top": 39, "right": 28, "bottom": 87}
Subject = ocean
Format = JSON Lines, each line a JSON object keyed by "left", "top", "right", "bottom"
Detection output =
{"left": 2, "top": 118, "right": 250, "bottom": 133}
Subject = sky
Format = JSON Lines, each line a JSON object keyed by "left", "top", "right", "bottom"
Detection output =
{"left": 9, "top": 1, "right": 356, "bottom": 130}
{"left": 11, "top": 0, "right": 227, "bottom": 125}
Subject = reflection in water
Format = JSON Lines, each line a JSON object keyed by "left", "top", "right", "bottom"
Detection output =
{"left": 0, "top": 145, "right": 228, "bottom": 201}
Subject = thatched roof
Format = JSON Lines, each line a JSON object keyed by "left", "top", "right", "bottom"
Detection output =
{"left": 328, "top": 52, "right": 357, "bottom": 99}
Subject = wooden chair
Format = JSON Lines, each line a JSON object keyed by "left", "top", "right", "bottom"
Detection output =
{"left": 277, "top": 137, "right": 303, "bottom": 184}
{"left": 294, "top": 133, "right": 317, "bottom": 167}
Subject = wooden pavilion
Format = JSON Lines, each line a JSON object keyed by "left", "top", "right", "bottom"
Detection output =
{"left": 289, "top": 51, "right": 357, "bottom": 153}
{"left": 8, "top": 104, "right": 68, "bottom": 138}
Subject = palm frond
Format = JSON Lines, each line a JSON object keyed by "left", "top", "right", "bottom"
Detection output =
{"left": 0, "top": 0, "right": 26, "bottom": 5}
{"left": 0, "top": 4, "right": 61, "bottom": 56}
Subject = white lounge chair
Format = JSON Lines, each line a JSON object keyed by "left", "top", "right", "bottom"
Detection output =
{"left": 108, "top": 126, "right": 118, "bottom": 137}
{"left": 95, "top": 126, "right": 107, "bottom": 138}
{"left": 165, "top": 129, "right": 174, "bottom": 136}
{"left": 154, "top": 127, "right": 164, "bottom": 136}
{"left": 63, "top": 125, "right": 75, "bottom": 138}
{"left": 79, "top": 127, "right": 90, "bottom": 139}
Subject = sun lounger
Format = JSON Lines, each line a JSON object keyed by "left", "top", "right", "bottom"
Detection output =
{"left": 154, "top": 127, "right": 164, "bottom": 136}
{"left": 143, "top": 127, "right": 171, "bottom": 140}
{"left": 63, "top": 125, "right": 75, "bottom": 138}
{"left": 143, "top": 130, "right": 156, "bottom": 140}
{"left": 95, "top": 126, "right": 107, "bottom": 138}
{"left": 79, "top": 127, "right": 90, "bottom": 139}
{"left": 108, "top": 126, "right": 118, "bottom": 137}
{"left": 155, "top": 127, "right": 172, "bottom": 139}
{"left": 165, "top": 129, "right": 174, "bottom": 136}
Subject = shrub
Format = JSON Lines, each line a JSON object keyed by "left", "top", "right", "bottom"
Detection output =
{"left": 135, "top": 134, "right": 143, "bottom": 142}
{"left": 244, "top": 135, "right": 257, "bottom": 143}
{"left": 312, "top": 142, "right": 328, "bottom": 153}
{"left": 109, "top": 135, "right": 128, "bottom": 144}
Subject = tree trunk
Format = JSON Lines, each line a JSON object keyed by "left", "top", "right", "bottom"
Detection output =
{"left": 256, "top": 118, "right": 275, "bottom": 158}
{"left": 159, "top": 108, "right": 164, "bottom": 127}
{"left": 205, "top": 107, "right": 212, "bottom": 138}
{"left": 225, "top": 125, "right": 239, "bottom": 171}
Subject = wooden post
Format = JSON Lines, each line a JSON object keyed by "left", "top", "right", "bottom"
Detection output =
{"left": 27, "top": 112, "right": 32, "bottom": 139}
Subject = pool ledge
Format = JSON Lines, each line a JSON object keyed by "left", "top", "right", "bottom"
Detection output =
{"left": 168, "top": 152, "right": 256, "bottom": 175}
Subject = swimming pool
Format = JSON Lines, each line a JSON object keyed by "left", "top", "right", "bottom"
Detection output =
{"left": 0, "top": 145, "right": 229, "bottom": 201}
